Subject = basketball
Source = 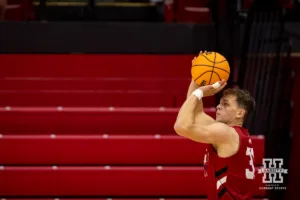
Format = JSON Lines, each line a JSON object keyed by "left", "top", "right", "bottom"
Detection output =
{"left": 191, "top": 52, "right": 230, "bottom": 86}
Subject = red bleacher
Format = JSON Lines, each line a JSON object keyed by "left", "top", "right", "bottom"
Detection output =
{"left": 0, "top": 134, "right": 264, "bottom": 165}
{"left": 0, "top": 166, "right": 265, "bottom": 197}
{"left": 0, "top": 91, "right": 190, "bottom": 107}
{"left": 0, "top": 54, "right": 266, "bottom": 198}
{"left": 0, "top": 54, "right": 215, "bottom": 107}
{"left": 0, "top": 107, "right": 216, "bottom": 134}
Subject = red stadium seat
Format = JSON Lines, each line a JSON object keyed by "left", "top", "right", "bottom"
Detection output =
{"left": 0, "top": 166, "right": 266, "bottom": 197}
{"left": 175, "top": 0, "right": 211, "bottom": 23}
{"left": 0, "top": 134, "right": 264, "bottom": 165}
{"left": 4, "top": 4, "right": 22, "bottom": 20}
{"left": 0, "top": 107, "right": 216, "bottom": 134}
{"left": 4, "top": 0, "right": 34, "bottom": 20}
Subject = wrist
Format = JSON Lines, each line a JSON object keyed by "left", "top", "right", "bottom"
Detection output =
{"left": 189, "top": 80, "right": 198, "bottom": 89}
{"left": 192, "top": 89, "right": 203, "bottom": 100}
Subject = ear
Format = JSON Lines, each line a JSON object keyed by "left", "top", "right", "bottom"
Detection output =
{"left": 236, "top": 109, "right": 246, "bottom": 119}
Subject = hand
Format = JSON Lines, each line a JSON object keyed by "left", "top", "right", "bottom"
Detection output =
{"left": 198, "top": 80, "right": 227, "bottom": 97}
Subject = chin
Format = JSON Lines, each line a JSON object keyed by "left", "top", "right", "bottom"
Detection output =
{"left": 216, "top": 117, "right": 226, "bottom": 124}
{"left": 215, "top": 117, "right": 222, "bottom": 122}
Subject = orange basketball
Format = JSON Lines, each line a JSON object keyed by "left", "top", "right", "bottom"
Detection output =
{"left": 191, "top": 52, "right": 230, "bottom": 86}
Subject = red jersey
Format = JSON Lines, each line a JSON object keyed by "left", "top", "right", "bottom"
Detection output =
{"left": 203, "top": 126, "right": 255, "bottom": 200}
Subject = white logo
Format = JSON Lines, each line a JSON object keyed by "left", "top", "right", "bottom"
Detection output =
{"left": 258, "top": 158, "right": 288, "bottom": 183}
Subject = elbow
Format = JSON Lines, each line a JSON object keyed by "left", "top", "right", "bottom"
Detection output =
{"left": 174, "top": 122, "right": 190, "bottom": 136}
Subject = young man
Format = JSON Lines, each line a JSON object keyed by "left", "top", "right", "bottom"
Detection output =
{"left": 174, "top": 54, "right": 256, "bottom": 199}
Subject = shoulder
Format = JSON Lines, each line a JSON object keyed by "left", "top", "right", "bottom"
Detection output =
{"left": 205, "top": 123, "right": 238, "bottom": 145}
{"left": 213, "top": 125, "right": 241, "bottom": 157}
{"left": 206, "top": 122, "right": 236, "bottom": 136}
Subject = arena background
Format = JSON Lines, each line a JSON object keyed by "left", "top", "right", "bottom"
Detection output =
{"left": 0, "top": 0, "right": 300, "bottom": 200}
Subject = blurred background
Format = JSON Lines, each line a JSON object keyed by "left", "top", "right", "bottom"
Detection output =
{"left": 0, "top": 0, "right": 300, "bottom": 200}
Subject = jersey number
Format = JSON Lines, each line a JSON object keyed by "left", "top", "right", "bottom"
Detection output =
{"left": 246, "top": 147, "right": 255, "bottom": 179}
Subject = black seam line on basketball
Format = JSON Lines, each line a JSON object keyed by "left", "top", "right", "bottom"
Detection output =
{"left": 214, "top": 71, "right": 222, "bottom": 81}
{"left": 208, "top": 52, "right": 216, "bottom": 84}
{"left": 215, "top": 166, "right": 228, "bottom": 177}
{"left": 192, "top": 64, "right": 230, "bottom": 74}
{"left": 194, "top": 71, "right": 213, "bottom": 82}
{"left": 201, "top": 54, "right": 227, "bottom": 63}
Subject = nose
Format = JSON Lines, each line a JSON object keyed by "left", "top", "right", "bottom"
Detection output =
{"left": 216, "top": 104, "right": 221, "bottom": 110}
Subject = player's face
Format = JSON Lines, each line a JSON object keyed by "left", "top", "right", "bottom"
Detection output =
{"left": 215, "top": 95, "right": 240, "bottom": 124}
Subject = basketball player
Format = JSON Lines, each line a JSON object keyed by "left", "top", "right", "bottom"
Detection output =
{"left": 174, "top": 52, "right": 256, "bottom": 199}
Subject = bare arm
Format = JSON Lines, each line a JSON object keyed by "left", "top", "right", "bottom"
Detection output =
{"left": 186, "top": 79, "right": 215, "bottom": 125}
{"left": 175, "top": 81, "right": 228, "bottom": 145}
{"left": 175, "top": 120, "right": 235, "bottom": 145}
{"left": 175, "top": 91, "right": 232, "bottom": 144}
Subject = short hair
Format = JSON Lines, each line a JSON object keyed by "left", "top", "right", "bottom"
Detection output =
{"left": 223, "top": 88, "right": 255, "bottom": 120}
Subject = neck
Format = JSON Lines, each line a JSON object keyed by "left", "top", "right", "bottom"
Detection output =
{"left": 227, "top": 119, "right": 243, "bottom": 127}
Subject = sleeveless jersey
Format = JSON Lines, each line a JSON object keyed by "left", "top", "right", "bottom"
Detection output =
{"left": 203, "top": 126, "right": 255, "bottom": 200}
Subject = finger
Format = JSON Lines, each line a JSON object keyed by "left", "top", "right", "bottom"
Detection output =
{"left": 219, "top": 79, "right": 226, "bottom": 85}
{"left": 214, "top": 80, "right": 226, "bottom": 88}
{"left": 192, "top": 56, "right": 196, "bottom": 63}
{"left": 215, "top": 82, "right": 227, "bottom": 93}
{"left": 219, "top": 82, "right": 227, "bottom": 89}
{"left": 211, "top": 80, "right": 226, "bottom": 91}
{"left": 199, "top": 50, "right": 203, "bottom": 55}
{"left": 212, "top": 81, "right": 222, "bottom": 89}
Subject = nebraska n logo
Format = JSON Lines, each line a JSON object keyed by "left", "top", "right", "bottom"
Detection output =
{"left": 258, "top": 158, "right": 288, "bottom": 183}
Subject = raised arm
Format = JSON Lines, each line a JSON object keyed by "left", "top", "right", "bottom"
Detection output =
{"left": 175, "top": 121, "right": 235, "bottom": 145}
{"left": 186, "top": 79, "right": 215, "bottom": 125}
{"left": 174, "top": 80, "right": 228, "bottom": 145}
